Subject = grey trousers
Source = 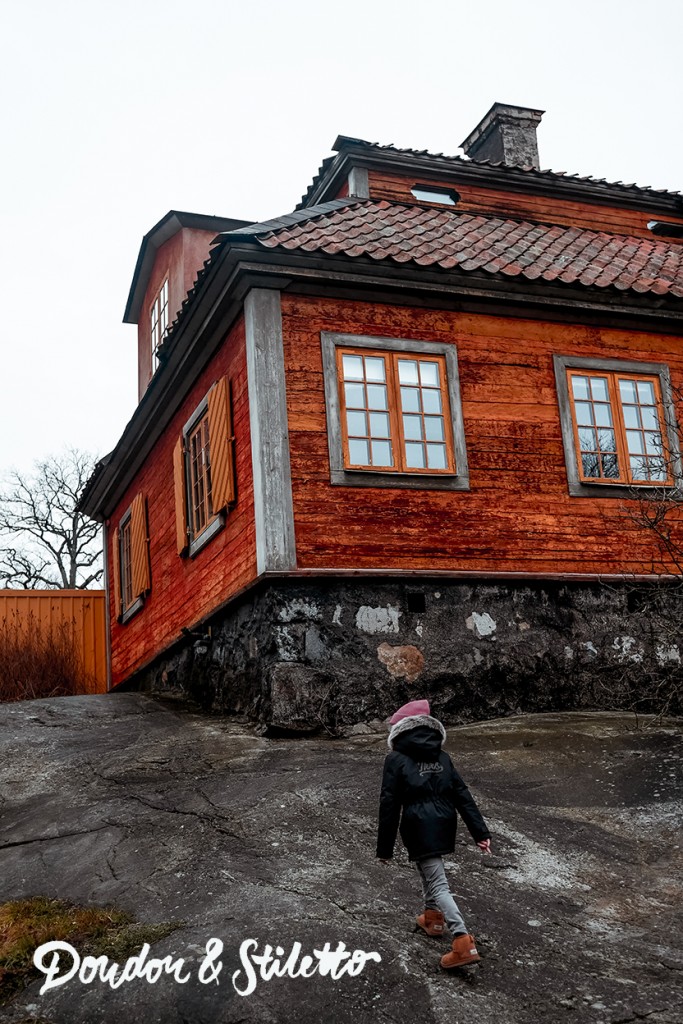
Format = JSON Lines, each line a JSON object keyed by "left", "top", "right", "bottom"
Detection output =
{"left": 416, "top": 855, "right": 467, "bottom": 936}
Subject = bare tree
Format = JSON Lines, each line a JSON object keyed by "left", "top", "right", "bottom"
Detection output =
{"left": 0, "top": 448, "right": 102, "bottom": 589}
{"left": 608, "top": 386, "right": 683, "bottom": 718}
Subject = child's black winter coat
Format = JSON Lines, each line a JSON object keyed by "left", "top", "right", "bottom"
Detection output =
{"left": 376, "top": 715, "right": 490, "bottom": 861}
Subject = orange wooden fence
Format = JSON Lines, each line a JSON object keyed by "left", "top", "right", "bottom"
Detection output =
{"left": 0, "top": 590, "right": 107, "bottom": 694}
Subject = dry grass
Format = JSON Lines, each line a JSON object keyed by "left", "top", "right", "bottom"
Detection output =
{"left": 0, "top": 897, "right": 179, "bottom": 1004}
{"left": 0, "top": 615, "right": 85, "bottom": 702}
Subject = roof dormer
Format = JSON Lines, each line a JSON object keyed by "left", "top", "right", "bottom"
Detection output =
{"left": 124, "top": 211, "right": 251, "bottom": 401}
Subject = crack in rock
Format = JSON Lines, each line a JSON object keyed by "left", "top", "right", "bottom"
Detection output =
{"left": 124, "top": 792, "right": 247, "bottom": 843}
{"left": 0, "top": 824, "right": 113, "bottom": 851}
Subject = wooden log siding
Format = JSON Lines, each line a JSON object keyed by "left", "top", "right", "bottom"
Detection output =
{"left": 280, "top": 293, "right": 683, "bottom": 577}
{"left": 108, "top": 317, "right": 257, "bottom": 687}
{"left": 363, "top": 170, "right": 683, "bottom": 240}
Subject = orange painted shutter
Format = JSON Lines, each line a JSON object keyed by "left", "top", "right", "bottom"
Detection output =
{"left": 207, "top": 376, "right": 236, "bottom": 510}
{"left": 130, "top": 492, "right": 151, "bottom": 597}
{"left": 111, "top": 527, "right": 121, "bottom": 619}
{"left": 173, "top": 435, "right": 189, "bottom": 555}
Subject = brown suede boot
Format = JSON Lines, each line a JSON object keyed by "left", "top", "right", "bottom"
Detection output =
{"left": 415, "top": 909, "right": 445, "bottom": 937}
{"left": 440, "top": 932, "right": 481, "bottom": 969}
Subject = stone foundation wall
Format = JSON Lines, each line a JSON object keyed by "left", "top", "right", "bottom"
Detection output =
{"left": 128, "top": 577, "right": 682, "bottom": 732}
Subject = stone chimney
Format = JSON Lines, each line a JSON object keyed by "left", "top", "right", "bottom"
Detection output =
{"left": 460, "top": 102, "right": 544, "bottom": 169}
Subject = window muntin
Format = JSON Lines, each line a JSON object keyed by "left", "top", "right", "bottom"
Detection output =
{"left": 338, "top": 347, "right": 455, "bottom": 474}
{"left": 187, "top": 408, "right": 215, "bottom": 538}
{"left": 150, "top": 278, "right": 169, "bottom": 369}
{"left": 568, "top": 369, "right": 671, "bottom": 485}
{"left": 119, "top": 514, "right": 134, "bottom": 611}
{"left": 175, "top": 378, "right": 235, "bottom": 558}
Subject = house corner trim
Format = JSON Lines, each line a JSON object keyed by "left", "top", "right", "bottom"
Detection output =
{"left": 245, "top": 288, "right": 297, "bottom": 573}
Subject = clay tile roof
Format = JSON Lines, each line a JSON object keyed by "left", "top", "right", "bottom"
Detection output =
{"left": 252, "top": 200, "right": 683, "bottom": 300}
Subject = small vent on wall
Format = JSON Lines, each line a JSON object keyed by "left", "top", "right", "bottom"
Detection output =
{"left": 406, "top": 591, "right": 427, "bottom": 613}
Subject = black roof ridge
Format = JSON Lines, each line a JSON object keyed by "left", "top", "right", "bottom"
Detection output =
{"left": 332, "top": 136, "right": 683, "bottom": 199}
{"left": 296, "top": 136, "right": 682, "bottom": 210}
{"left": 215, "top": 198, "right": 363, "bottom": 242}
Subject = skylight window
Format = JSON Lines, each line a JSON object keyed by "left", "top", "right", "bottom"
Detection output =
{"left": 410, "top": 185, "right": 459, "bottom": 205}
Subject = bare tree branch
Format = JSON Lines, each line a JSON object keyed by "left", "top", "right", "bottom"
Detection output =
{"left": 0, "top": 447, "right": 103, "bottom": 589}
{"left": 613, "top": 382, "right": 683, "bottom": 719}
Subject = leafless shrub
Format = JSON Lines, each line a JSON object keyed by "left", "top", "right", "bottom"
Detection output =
{"left": 0, "top": 612, "right": 84, "bottom": 702}
{"left": 610, "top": 382, "right": 683, "bottom": 721}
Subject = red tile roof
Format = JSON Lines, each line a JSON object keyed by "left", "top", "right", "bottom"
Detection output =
{"left": 254, "top": 200, "right": 683, "bottom": 300}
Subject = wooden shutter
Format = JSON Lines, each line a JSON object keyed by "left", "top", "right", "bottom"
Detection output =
{"left": 207, "top": 376, "right": 236, "bottom": 510}
{"left": 130, "top": 492, "right": 151, "bottom": 597}
{"left": 173, "top": 435, "right": 189, "bottom": 555}
{"left": 111, "top": 527, "right": 121, "bottom": 620}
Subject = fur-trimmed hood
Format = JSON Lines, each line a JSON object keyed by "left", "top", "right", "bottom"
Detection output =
{"left": 388, "top": 714, "right": 447, "bottom": 750}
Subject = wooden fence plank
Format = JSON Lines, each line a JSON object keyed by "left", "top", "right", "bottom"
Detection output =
{"left": 0, "top": 590, "right": 107, "bottom": 694}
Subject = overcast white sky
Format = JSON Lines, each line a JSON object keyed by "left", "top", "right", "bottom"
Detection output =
{"left": 1, "top": 0, "right": 681, "bottom": 479}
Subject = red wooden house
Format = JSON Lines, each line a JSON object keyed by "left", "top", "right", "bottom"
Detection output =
{"left": 81, "top": 104, "right": 683, "bottom": 730}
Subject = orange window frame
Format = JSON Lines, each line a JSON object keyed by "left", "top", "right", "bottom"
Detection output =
{"left": 336, "top": 347, "right": 456, "bottom": 475}
{"left": 567, "top": 369, "right": 673, "bottom": 486}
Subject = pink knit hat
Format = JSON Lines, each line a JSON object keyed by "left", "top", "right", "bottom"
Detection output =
{"left": 389, "top": 699, "right": 431, "bottom": 724}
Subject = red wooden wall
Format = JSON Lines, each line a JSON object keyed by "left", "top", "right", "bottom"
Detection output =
{"left": 109, "top": 316, "right": 257, "bottom": 686}
{"left": 281, "top": 292, "right": 683, "bottom": 577}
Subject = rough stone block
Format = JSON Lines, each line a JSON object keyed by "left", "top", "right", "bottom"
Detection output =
{"left": 268, "top": 662, "right": 328, "bottom": 732}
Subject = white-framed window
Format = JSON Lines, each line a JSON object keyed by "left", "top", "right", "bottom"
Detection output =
{"left": 150, "top": 278, "right": 169, "bottom": 369}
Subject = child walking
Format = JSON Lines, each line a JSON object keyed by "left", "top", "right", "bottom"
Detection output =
{"left": 376, "top": 699, "right": 492, "bottom": 969}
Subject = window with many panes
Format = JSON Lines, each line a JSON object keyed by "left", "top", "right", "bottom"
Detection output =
{"left": 322, "top": 333, "right": 469, "bottom": 491}
{"left": 119, "top": 514, "right": 134, "bottom": 611}
{"left": 187, "top": 409, "right": 214, "bottom": 536}
{"left": 113, "top": 493, "right": 151, "bottom": 624}
{"left": 339, "top": 348, "right": 454, "bottom": 473}
{"left": 554, "top": 355, "right": 680, "bottom": 496}
{"left": 150, "top": 278, "right": 169, "bottom": 369}
{"left": 173, "top": 377, "right": 236, "bottom": 558}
